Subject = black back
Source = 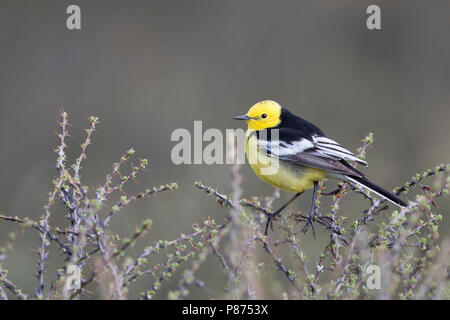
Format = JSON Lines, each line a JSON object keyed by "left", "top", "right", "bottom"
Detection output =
{"left": 255, "top": 107, "right": 326, "bottom": 144}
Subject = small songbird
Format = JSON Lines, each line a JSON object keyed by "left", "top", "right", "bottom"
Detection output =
{"left": 234, "top": 100, "right": 407, "bottom": 237}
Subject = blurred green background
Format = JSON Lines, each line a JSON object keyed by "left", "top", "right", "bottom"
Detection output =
{"left": 1, "top": 0, "right": 449, "bottom": 299}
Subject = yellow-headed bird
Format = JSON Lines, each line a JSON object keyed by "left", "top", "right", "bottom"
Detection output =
{"left": 234, "top": 100, "right": 407, "bottom": 237}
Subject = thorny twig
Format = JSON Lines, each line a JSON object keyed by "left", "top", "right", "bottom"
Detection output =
{"left": 1, "top": 117, "right": 449, "bottom": 300}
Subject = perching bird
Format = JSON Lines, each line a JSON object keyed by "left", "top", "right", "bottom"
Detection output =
{"left": 234, "top": 100, "right": 407, "bottom": 237}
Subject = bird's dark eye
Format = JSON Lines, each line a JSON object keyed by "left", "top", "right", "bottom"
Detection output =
{"left": 261, "top": 113, "right": 267, "bottom": 119}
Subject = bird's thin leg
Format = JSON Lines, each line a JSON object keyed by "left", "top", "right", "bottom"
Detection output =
{"left": 264, "top": 192, "right": 303, "bottom": 235}
{"left": 302, "top": 181, "right": 319, "bottom": 239}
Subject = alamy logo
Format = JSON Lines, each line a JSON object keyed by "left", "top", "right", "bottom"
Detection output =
{"left": 66, "top": 5, "right": 81, "bottom": 30}
{"left": 170, "top": 121, "right": 280, "bottom": 175}
{"left": 366, "top": 265, "right": 381, "bottom": 289}
{"left": 65, "top": 264, "right": 81, "bottom": 291}
{"left": 366, "top": 5, "right": 381, "bottom": 30}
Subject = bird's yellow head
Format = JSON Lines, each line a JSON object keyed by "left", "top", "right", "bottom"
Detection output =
{"left": 234, "top": 100, "right": 282, "bottom": 130}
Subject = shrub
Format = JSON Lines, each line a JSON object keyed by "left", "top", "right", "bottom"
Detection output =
{"left": 0, "top": 112, "right": 449, "bottom": 299}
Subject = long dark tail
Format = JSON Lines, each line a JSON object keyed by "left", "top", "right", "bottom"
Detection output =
{"left": 346, "top": 176, "right": 407, "bottom": 207}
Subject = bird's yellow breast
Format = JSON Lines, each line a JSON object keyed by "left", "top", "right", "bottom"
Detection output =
{"left": 245, "top": 131, "right": 327, "bottom": 193}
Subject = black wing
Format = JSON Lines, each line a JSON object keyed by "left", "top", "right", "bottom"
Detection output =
{"left": 256, "top": 125, "right": 366, "bottom": 178}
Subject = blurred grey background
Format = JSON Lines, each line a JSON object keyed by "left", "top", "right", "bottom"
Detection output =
{"left": 1, "top": 0, "right": 449, "bottom": 298}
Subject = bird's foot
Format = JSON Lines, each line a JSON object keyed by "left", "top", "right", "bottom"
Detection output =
{"left": 264, "top": 211, "right": 278, "bottom": 235}
{"left": 301, "top": 216, "right": 316, "bottom": 239}
{"left": 263, "top": 192, "right": 303, "bottom": 236}
{"left": 302, "top": 208, "right": 318, "bottom": 239}
{"left": 264, "top": 214, "right": 273, "bottom": 236}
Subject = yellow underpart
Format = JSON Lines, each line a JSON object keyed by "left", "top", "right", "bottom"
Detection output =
{"left": 245, "top": 132, "right": 327, "bottom": 193}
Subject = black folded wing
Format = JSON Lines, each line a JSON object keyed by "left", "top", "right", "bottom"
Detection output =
{"left": 256, "top": 126, "right": 366, "bottom": 178}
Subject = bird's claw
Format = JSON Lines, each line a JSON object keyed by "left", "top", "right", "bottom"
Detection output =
{"left": 264, "top": 212, "right": 276, "bottom": 235}
{"left": 302, "top": 215, "right": 316, "bottom": 239}
{"left": 302, "top": 204, "right": 318, "bottom": 239}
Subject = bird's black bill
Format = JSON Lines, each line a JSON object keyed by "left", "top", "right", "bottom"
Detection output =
{"left": 233, "top": 114, "right": 252, "bottom": 120}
